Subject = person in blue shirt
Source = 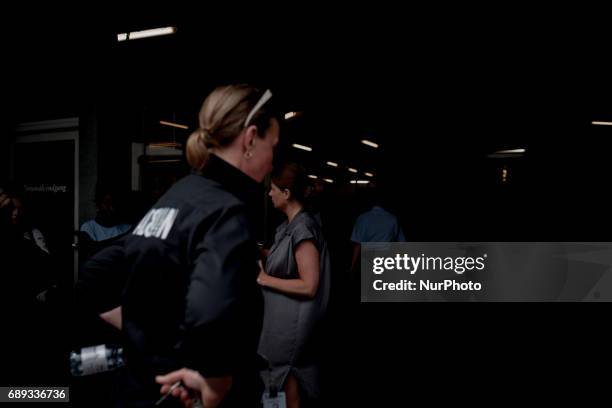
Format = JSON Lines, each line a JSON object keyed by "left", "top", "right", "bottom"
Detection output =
{"left": 351, "top": 205, "right": 406, "bottom": 243}
{"left": 350, "top": 186, "right": 406, "bottom": 271}
{"left": 81, "top": 188, "right": 131, "bottom": 242}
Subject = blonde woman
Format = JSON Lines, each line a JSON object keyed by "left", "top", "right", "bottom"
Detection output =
{"left": 85, "top": 84, "right": 279, "bottom": 407}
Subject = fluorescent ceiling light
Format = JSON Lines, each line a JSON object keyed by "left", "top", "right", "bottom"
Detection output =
{"left": 159, "top": 120, "right": 188, "bottom": 130}
{"left": 292, "top": 144, "right": 312, "bottom": 152}
{"left": 326, "top": 161, "right": 338, "bottom": 167}
{"left": 487, "top": 148, "right": 526, "bottom": 159}
{"left": 285, "top": 112, "right": 300, "bottom": 120}
{"left": 495, "top": 149, "right": 526, "bottom": 154}
{"left": 117, "top": 26, "right": 177, "bottom": 42}
{"left": 361, "top": 139, "right": 379, "bottom": 148}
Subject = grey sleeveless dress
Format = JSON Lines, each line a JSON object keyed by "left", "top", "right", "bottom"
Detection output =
{"left": 258, "top": 210, "right": 331, "bottom": 399}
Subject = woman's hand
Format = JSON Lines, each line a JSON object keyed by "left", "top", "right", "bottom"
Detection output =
{"left": 99, "top": 306, "right": 122, "bottom": 331}
{"left": 254, "top": 240, "right": 320, "bottom": 298}
{"left": 156, "top": 368, "right": 232, "bottom": 408}
{"left": 257, "top": 260, "right": 268, "bottom": 286}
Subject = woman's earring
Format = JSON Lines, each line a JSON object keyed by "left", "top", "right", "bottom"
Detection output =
{"left": 245, "top": 150, "right": 253, "bottom": 158}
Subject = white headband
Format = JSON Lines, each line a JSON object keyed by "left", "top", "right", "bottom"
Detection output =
{"left": 244, "top": 89, "right": 273, "bottom": 128}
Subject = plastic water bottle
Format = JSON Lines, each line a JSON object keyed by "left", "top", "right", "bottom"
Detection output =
{"left": 70, "top": 344, "right": 124, "bottom": 376}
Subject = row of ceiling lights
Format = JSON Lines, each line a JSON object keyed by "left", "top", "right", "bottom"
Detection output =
{"left": 157, "top": 108, "right": 612, "bottom": 167}
{"left": 119, "top": 27, "right": 612, "bottom": 132}
{"left": 158, "top": 115, "right": 378, "bottom": 182}
{"left": 124, "top": 25, "right": 608, "bottom": 184}
{"left": 158, "top": 118, "right": 529, "bottom": 162}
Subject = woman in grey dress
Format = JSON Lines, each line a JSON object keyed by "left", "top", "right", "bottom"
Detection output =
{"left": 257, "top": 163, "right": 331, "bottom": 408}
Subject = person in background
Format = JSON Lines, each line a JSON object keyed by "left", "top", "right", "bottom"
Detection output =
{"left": 8, "top": 191, "right": 56, "bottom": 303}
{"left": 350, "top": 185, "right": 406, "bottom": 271}
{"left": 0, "top": 187, "right": 62, "bottom": 384}
{"left": 257, "top": 162, "right": 331, "bottom": 408}
{"left": 10, "top": 192, "right": 50, "bottom": 255}
{"left": 80, "top": 187, "right": 131, "bottom": 242}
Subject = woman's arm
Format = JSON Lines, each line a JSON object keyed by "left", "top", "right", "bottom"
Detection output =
{"left": 257, "top": 240, "right": 320, "bottom": 299}
{"left": 76, "top": 238, "right": 127, "bottom": 316}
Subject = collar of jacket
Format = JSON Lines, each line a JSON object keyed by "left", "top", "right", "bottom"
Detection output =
{"left": 198, "top": 154, "right": 264, "bottom": 210}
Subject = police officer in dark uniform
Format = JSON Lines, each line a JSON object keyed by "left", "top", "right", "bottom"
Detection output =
{"left": 78, "top": 84, "right": 279, "bottom": 407}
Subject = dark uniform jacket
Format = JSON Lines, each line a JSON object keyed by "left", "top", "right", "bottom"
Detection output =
{"left": 77, "top": 154, "right": 264, "bottom": 406}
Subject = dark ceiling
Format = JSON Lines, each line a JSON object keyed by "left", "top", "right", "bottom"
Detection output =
{"left": 3, "top": 7, "right": 612, "bottom": 238}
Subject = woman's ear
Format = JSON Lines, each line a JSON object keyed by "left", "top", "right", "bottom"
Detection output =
{"left": 242, "top": 125, "right": 258, "bottom": 153}
{"left": 283, "top": 188, "right": 291, "bottom": 201}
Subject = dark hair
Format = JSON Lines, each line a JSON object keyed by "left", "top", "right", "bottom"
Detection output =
{"left": 272, "top": 162, "right": 310, "bottom": 205}
{"left": 186, "top": 84, "right": 279, "bottom": 170}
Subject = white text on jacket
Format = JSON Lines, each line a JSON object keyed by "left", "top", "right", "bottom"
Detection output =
{"left": 133, "top": 208, "right": 179, "bottom": 240}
